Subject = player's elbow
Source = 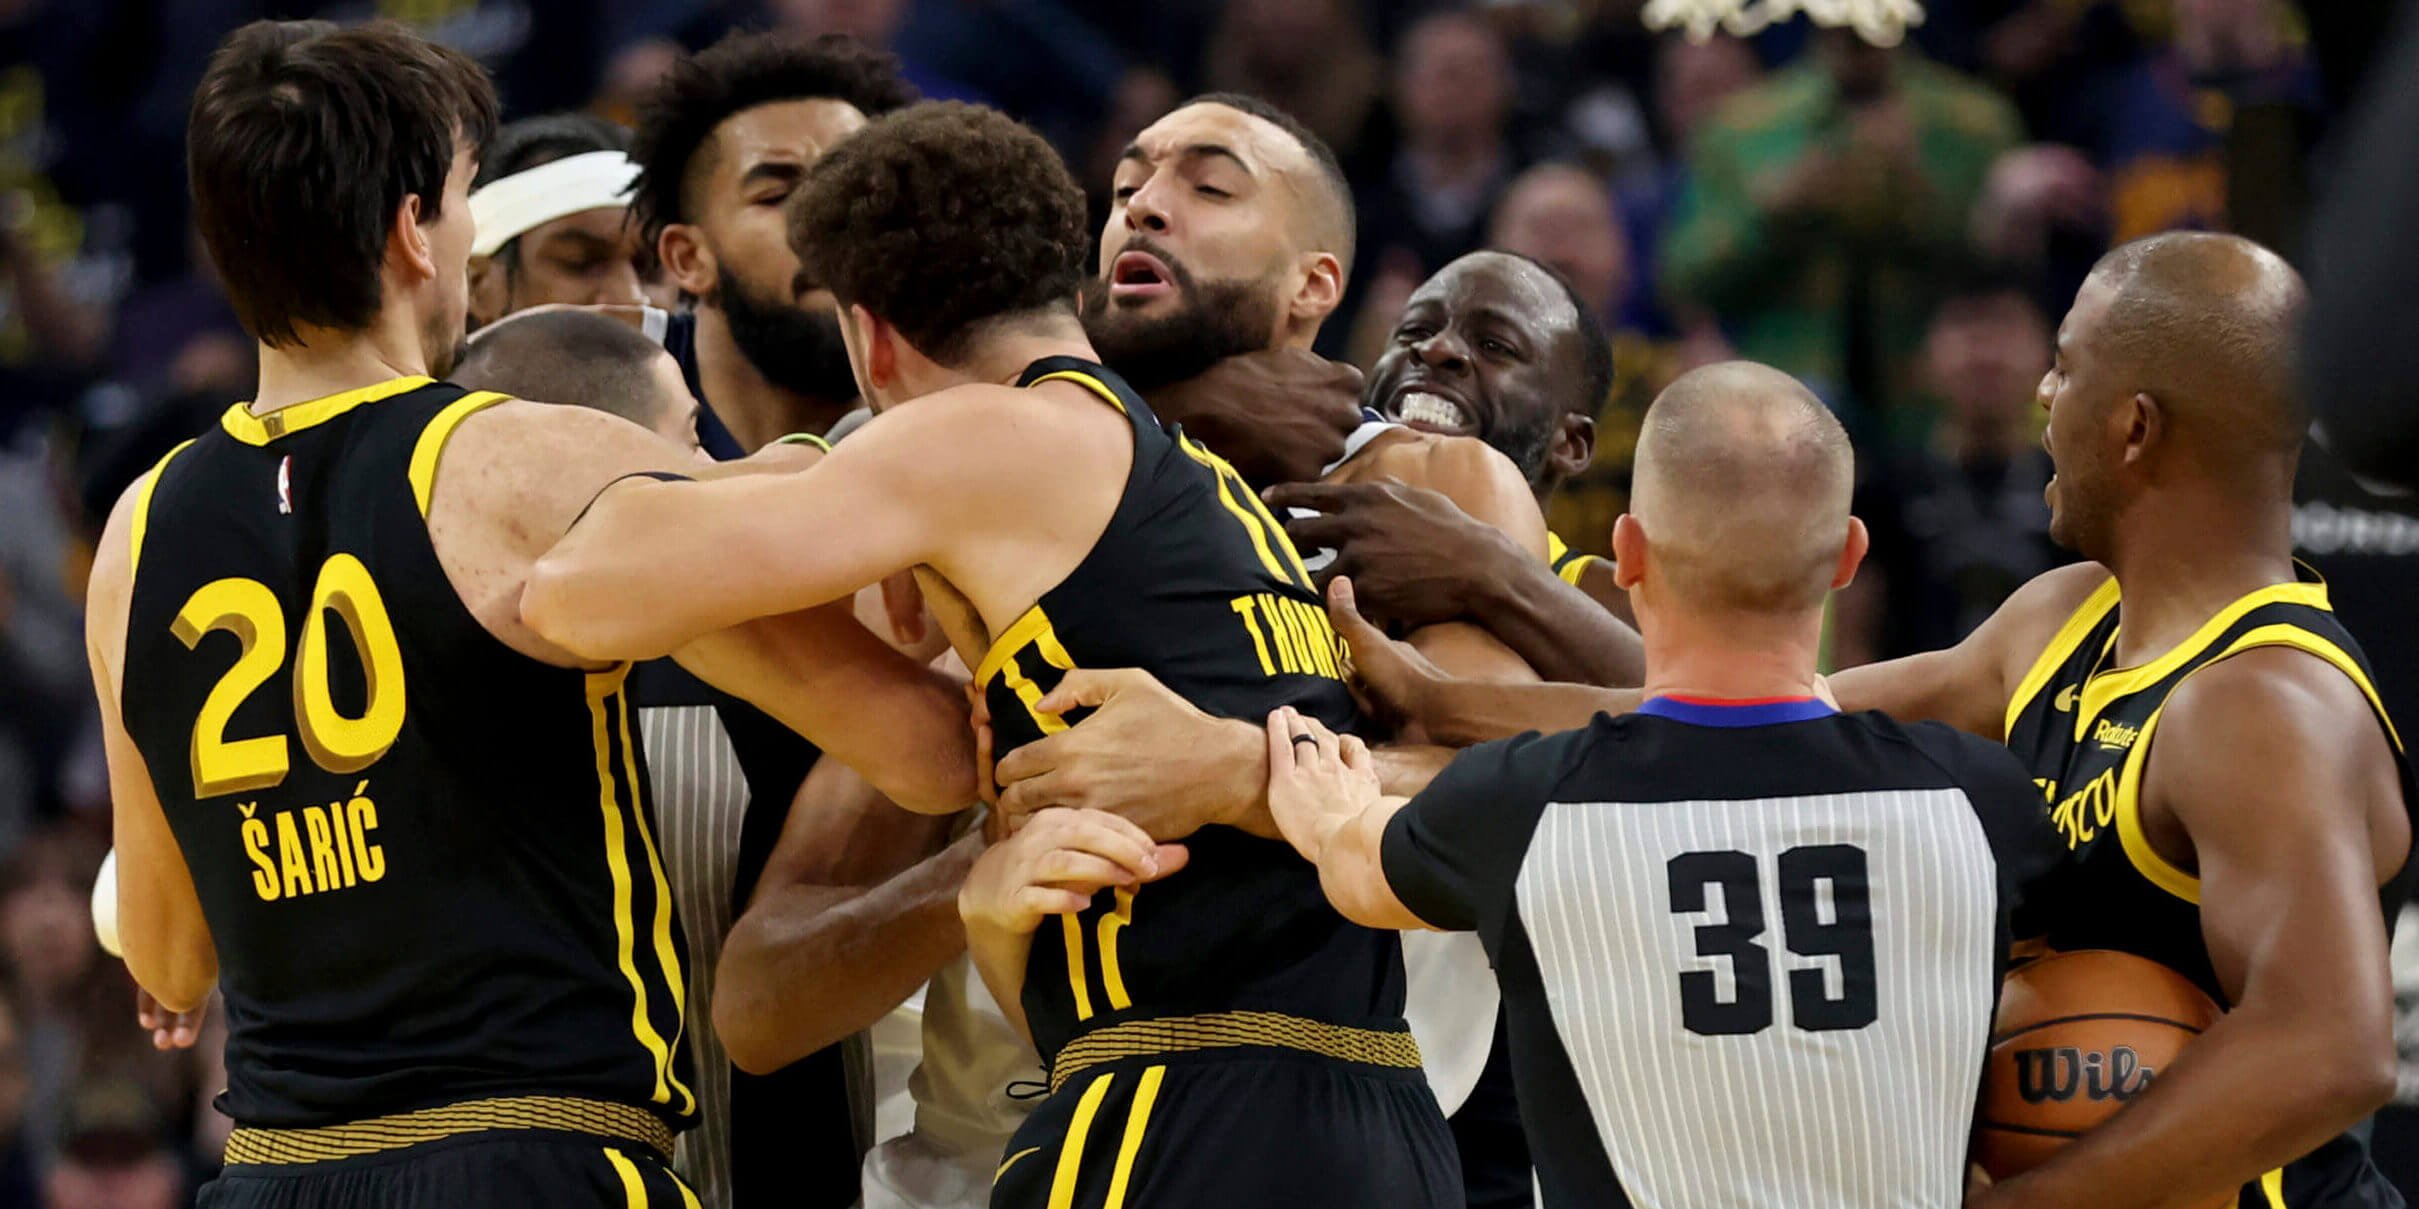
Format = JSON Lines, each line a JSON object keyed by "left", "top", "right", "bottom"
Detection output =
{"left": 2315, "top": 1034, "right": 2400, "bottom": 1121}
{"left": 122, "top": 933, "right": 213, "bottom": 1015}
{"left": 711, "top": 963, "right": 817, "bottom": 1075}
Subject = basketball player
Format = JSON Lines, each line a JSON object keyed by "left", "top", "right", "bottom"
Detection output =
{"left": 1264, "top": 360, "right": 2063, "bottom": 1205}
{"left": 466, "top": 113, "right": 647, "bottom": 331}
{"left": 629, "top": 30, "right": 913, "bottom": 455}
{"left": 1334, "top": 233, "right": 2417, "bottom": 1209}
{"left": 1269, "top": 249, "right": 1643, "bottom": 687}
{"left": 521, "top": 102, "right": 1461, "bottom": 1207}
{"left": 87, "top": 21, "right": 974, "bottom": 1206}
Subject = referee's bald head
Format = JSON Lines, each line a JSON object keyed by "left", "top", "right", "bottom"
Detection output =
{"left": 1619, "top": 361, "right": 1860, "bottom": 618}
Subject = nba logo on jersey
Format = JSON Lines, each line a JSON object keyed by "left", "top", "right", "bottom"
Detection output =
{"left": 277, "top": 456, "right": 292, "bottom": 515}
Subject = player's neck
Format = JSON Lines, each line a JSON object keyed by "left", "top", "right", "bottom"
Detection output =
{"left": 954, "top": 326, "right": 1098, "bottom": 389}
{"left": 693, "top": 306, "right": 850, "bottom": 452}
{"left": 251, "top": 318, "right": 431, "bottom": 414}
{"left": 1635, "top": 607, "right": 1826, "bottom": 704}
{"left": 2104, "top": 487, "right": 2297, "bottom": 667}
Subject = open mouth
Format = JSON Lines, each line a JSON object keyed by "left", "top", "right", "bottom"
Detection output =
{"left": 1108, "top": 251, "right": 1176, "bottom": 303}
{"left": 1386, "top": 387, "right": 1476, "bottom": 435}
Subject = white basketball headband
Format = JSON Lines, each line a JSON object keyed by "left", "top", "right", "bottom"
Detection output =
{"left": 468, "top": 150, "right": 641, "bottom": 257}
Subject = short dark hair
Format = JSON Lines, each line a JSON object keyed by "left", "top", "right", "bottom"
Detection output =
{"left": 791, "top": 102, "right": 1090, "bottom": 366}
{"left": 475, "top": 112, "right": 632, "bottom": 267}
{"left": 629, "top": 31, "right": 916, "bottom": 250}
{"left": 188, "top": 20, "right": 498, "bottom": 347}
{"left": 1183, "top": 91, "right": 1357, "bottom": 273}
{"left": 453, "top": 308, "right": 679, "bottom": 428}
{"left": 476, "top": 111, "right": 629, "bottom": 187}
{"left": 1498, "top": 250, "right": 1616, "bottom": 419}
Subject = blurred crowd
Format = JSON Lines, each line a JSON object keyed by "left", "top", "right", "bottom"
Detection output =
{"left": 0, "top": 0, "right": 2404, "bottom": 1203}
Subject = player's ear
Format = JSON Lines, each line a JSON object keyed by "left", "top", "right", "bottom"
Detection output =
{"left": 1288, "top": 250, "right": 1345, "bottom": 328}
{"left": 1551, "top": 410, "right": 1596, "bottom": 482}
{"left": 392, "top": 192, "right": 436, "bottom": 283}
{"left": 467, "top": 253, "right": 508, "bottom": 329}
{"left": 1833, "top": 515, "right": 1870, "bottom": 590}
{"left": 656, "top": 223, "right": 716, "bottom": 299}
{"left": 1611, "top": 513, "right": 1647, "bottom": 592}
{"left": 2121, "top": 391, "right": 2162, "bottom": 466}
{"left": 850, "top": 303, "right": 896, "bottom": 392}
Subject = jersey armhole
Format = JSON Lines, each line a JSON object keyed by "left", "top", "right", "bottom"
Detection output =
{"left": 127, "top": 439, "right": 196, "bottom": 581}
{"left": 2002, "top": 576, "right": 2122, "bottom": 739}
{"left": 408, "top": 391, "right": 512, "bottom": 518}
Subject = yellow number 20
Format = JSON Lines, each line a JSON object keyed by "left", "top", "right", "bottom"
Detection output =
{"left": 171, "top": 554, "right": 407, "bottom": 798}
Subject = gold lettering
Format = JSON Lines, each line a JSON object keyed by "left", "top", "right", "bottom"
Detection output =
{"left": 275, "top": 812, "right": 313, "bottom": 898}
{"left": 1261, "top": 593, "right": 1303, "bottom": 674}
{"left": 242, "top": 816, "right": 278, "bottom": 901}
{"left": 2048, "top": 769, "right": 2118, "bottom": 850}
{"left": 1289, "top": 599, "right": 1341, "bottom": 679}
{"left": 302, "top": 805, "right": 343, "bottom": 894}
{"left": 1230, "top": 597, "right": 1277, "bottom": 676}
{"left": 347, "top": 785, "right": 385, "bottom": 883}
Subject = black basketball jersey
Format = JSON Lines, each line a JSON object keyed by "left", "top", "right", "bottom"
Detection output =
{"left": 2004, "top": 570, "right": 2416, "bottom": 1209}
{"left": 117, "top": 376, "right": 695, "bottom": 1131}
{"left": 976, "top": 357, "right": 1389, "bottom": 1064}
{"left": 1381, "top": 699, "right": 2064, "bottom": 1207}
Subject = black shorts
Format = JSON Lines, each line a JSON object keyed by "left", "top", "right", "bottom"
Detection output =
{"left": 199, "top": 1134, "right": 695, "bottom": 1209}
{"left": 990, "top": 1052, "right": 1462, "bottom": 1209}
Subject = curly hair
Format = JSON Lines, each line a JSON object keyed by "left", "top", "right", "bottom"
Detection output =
{"left": 628, "top": 31, "right": 915, "bottom": 247}
{"left": 790, "top": 103, "right": 1090, "bottom": 366}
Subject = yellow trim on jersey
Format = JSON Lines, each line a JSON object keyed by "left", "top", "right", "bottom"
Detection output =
{"left": 614, "top": 670, "right": 696, "bottom": 1119}
{"left": 2261, "top": 1167, "right": 2287, "bottom": 1209}
{"left": 2075, "top": 580, "right": 2333, "bottom": 740}
{"left": 2003, "top": 574, "right": 2122, "bottom": 740}
{"left": 1102, "top": 1064, "right": 1166, "bottom": 1209}
{"left": 1098, "top": 887, "right": 1135, "bottom": 1011}
{"left": 2113, "top": 622, "right": 2397, "bottom": 905}
{"left": 1028, "top": 369, "right": 1129, "bottom": 415}
{"left": 1061, "top": 913, "right": 1095, "bottom": 1021}
{"left": 1546, "top": 532, "right": 1602, "bottom": 587}
{"left": 220, "top": 375, "right": 435, "bottom": 446}
{"left": 220, "top": 1095, "right": 674, "bottom": 1165}
{"left": 1046, "top": 1072, "right": 1118, "bottom": 1209}
{"left": 127, "top": 440, "right": 195, "bottom": 579}
{"left": 586, "top": 667, "right": 682, "bottom": 1111}
{"left": 996, "top": 1146, "right": 1042, "bottom": 1184}
{"left": 604, "top": 1147, "right": 649, "bottom": 1206}
{"left": 975, "top": 605, "right": 1053, "bottom": 689}
{"left": 1177, "top": 437, "right": 1299, "bottom": 584}
{"left": 408, "top": 390, "right": 511, "bottom": 517}
{"left": 1050, "top": 1009, "right": 1423, "bottom": 1093}
{"left": 675, "top": 1171, "right": 702, "bottom": 1209}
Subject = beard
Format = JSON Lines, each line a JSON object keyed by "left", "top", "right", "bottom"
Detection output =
{"left": 1083, "top": 256, "right": 1284, "bottom": 394}
{"left": 717, "top": 264, "right": 860, "bottom": 402}
{"left": 1485, "top": 408, "right": 1559, "bottom": 488}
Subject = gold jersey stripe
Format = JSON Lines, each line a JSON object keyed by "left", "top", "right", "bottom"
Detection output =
{"left": 1027, "top": 369, "right": 1130, "bottom": 415}
{"left": 407, "top": 390, "right": 511, "bottom": 517}
{"left": 1102, "top": 1064, "right": 1166, "bottom": 1209}
{"left": 2003, "top": 574, "right": 2121, "bottom": 741}
{"left": 974, "top": 605, "right": 1053, "bottom": 691}
{"left": 1046, "top": 1072, "right": 1118, "bottom": 1209}
{"left": 587, "top": 668, "right": 681, "bottom": 1108}
{"left": 1050, "top": 1009, "right": 1423, "bottom": 1093}
{"left": 2074, "top": 580, "right": 2333, "bottom": 740}
{"left": 614, "top": 663, "right": 696, "bottom": 1118}
{"left": 2113, "top": 622, "right": 2400, "bottom": 905}
{"left": 604, "top": 1146, "right": 650, "bottom": 1206}
{"left": 2261, "top": 1167, "right": 2287, "bottom": 1209}
{"left": 221, "top": 376, "right": 436, "bottom": 446}
{"left": 127, "top": 439, "right": 194, "bottom": 580}
{"left": 1176, "top": 437, "right": 1300, "bottom": 585}
{"left": 221, "top": 1095, "right": 673, "bottom": 1166}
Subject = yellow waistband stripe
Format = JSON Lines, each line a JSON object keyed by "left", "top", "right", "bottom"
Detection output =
{"left": 222, "top": 1095, "right": 674, "bottom": 1166}
{"left": 1049, "top": 1009, "right": 1422, "bottom": 1093}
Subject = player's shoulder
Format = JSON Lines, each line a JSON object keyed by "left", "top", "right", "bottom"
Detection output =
{"left": 1349, "top": 427, "right": 1520, "bottom": 490}
{"left": 2165, "top": 644, "right": 2380, "bottom": 761}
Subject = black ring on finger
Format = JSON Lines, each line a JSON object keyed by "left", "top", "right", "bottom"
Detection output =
{"left": 1291, "top": 733, "right": 1319, "bottom": 751}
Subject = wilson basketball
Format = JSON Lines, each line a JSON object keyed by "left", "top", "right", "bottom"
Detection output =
{"left": 1976, "top": 950, "right": 2222, "bottom": 1183}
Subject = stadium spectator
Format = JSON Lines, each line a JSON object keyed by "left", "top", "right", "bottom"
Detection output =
{"left": 41, "top": 1079, "right": 181, "bottom": 1209}
{"left": 1200, "top": 0, "right": 1386, "bottom": 172}
{"left": 1659, "top": 29, "right": 2023, "bottom": 442}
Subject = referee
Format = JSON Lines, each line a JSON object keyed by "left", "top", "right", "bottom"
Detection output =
{"left": 1267, "top": 361, "right": 2065, "bottom": 1206}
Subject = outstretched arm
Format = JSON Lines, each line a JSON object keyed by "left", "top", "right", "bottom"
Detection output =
{"left": 1827, "top": 562, "right": 2109, "bottom": 739}
{"left": 1263, "top": 710, "right": 1425, "bottom": 930}
{"left": 1974, "top": 651, "right": 2403, "bottom": 1209}
{"left": 714, "top": 760, "right": 976, "bottom": 1073}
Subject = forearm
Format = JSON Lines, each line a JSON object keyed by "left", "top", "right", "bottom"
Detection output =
{"left": 964, "top": 914, "right": 1039, "bottom": 1053}
{"left": 1308, "top": 797, "right": 1422, "bottom": 930}
{"left": 525, "top": 480, "right": 799, "bottom": 659}
{"left": 1410, "top": 678, "right": 1637, "bottom": 748}
{"left": 1462, "top": 559, "right": 1645, "bottom": 687}
{"left": 714, "top": 833, "right": 981, "bottom": 1073}
{"left": 1986, "top": 1004, "right": 2393, "bottom": 1209}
